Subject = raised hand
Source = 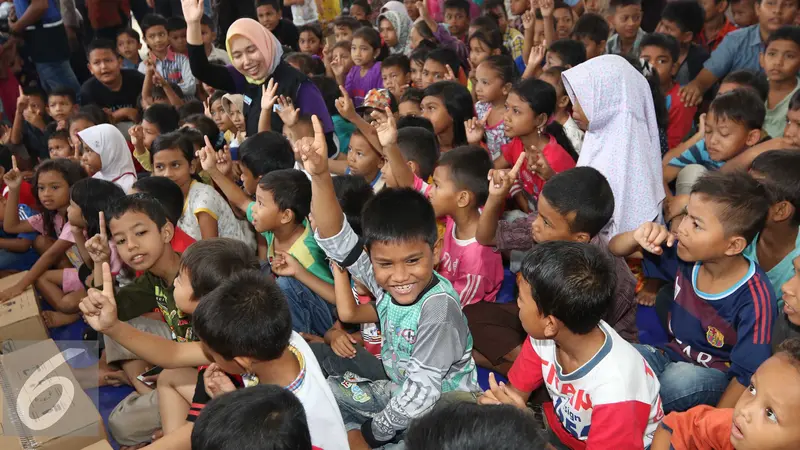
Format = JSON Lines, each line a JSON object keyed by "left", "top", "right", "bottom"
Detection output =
{"left": 276, "top": 95, "right": 299, "bottom": 127}
{"left": 522, "top": 9, "right": 535, "bottom": 30}
{"left": 372, "top": 107, "right": 398, "bottom": 148}
{"left": 203, "top": 99, "right": 211, "bottom": 118}
{"left": 528, "top": 40, "right": 547, "bottom": 69}
{"left": 487, "top": 153, "right": 525, "bottom": 197}
{"left": 129, "top": 124, "right": 144, "bottom": 148}
{"left": 633, "top": 222, "right": 676, "bottom": 255}
{"left": 181, "top": 0, "right": 205, "bottom": 22}
{"left": 3, "top": 155, "right": 21, "bottom": 190}
{"left": 196, "top": 135, "right": 220, "bottom": 173}
{"left": 86, "top": 212, "right": 111, "bottom": 265}
{"left": 293, "top": 115, "right": 329, "bottom": 176}
{"left": 216, "top": 145, "right": 233, "bottom": 176}
{"left": 144, "top": 58, "right": 156, "bottom": 77}
{"left": 78, "top": 262, "right": 119, "bottom": 333}
{"left": 203, "top": 363, "right": 237, "bottom": 399}
{"left": 539, "top": 0, "right": 555, "bottom": 17}
{"left": 465, "top": 117, "right": 486, "bottom": 145}
{"left": 527, "top": 144, "right": 554, "bottom": 180}
{"left": 444, "top": 64, "right": 456, "bottom": 81}
{"left": 334, "top": 85, "right": 357, "bottom": 121}
{"left": 16, "top": 86, "right": 28, "bottom": 111}
{"left": 152, "top": 70, "right": 166, "bottom": 87}
{"left": 261, "top": 79, "right": 279, "bottom": 111}
{"left": 697, "top": 113, "right": 707, "bottom": 137}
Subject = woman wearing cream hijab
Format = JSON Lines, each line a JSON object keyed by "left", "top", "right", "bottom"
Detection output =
{"left": 181, "top": 0, "right": 336, "bottom": 154}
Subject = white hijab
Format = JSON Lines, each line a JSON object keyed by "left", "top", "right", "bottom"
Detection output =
{"left": 78, "top": 124, "right": 137, "bottom": 193}
{"left": 562, "top": 55, "right": 665, "bottom": 238}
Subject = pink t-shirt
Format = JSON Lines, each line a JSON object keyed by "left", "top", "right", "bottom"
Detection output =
{"left": 502, "top": 135, "right": 576, "bottom": 200}
{"left": 438, "top": 217, "right": 503, "bottom": 307}
{"left": 27, "top": 213, "right": 122, "bottom": 274}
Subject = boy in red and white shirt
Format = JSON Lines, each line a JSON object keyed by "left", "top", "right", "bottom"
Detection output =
{"left": 480, "top": 241, "right": 663, "bottom": 449}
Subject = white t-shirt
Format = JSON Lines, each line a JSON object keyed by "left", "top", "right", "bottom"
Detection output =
{"left": 289, "top": 332, "right": 349, "bottom": 450}
{"left": 178, "top": 181, "right": 255, "bottom": 250}
{"left": 292, "top": 0, "right": 319, "bottom": 25}
{"left": 563, "top": 116, "right": 585, "bottom": 155}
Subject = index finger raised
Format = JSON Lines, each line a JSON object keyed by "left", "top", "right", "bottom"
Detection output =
{"left": 311, "top": 114, "right": 324, "bottom": 138}
{"left": 11, "top": 155, "right": 17, "bottom": 171}
{"left": 101, "top": 262, "right": 114, "bottom": 297}
{"left": 99, "top": 211, "right": 107, "bottom": 239}
{"left": 508, "top": 153, "right": 525, "bottom": 179}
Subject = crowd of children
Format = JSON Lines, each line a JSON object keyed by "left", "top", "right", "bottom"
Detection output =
{"left": 3, "top": 0, "right": 800, "bottom": 448}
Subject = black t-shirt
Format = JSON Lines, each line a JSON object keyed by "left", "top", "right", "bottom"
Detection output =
{"left": 186, "top": 368, "right": 243, "bottom": 423}
{"left": 79, "top": 69, "right": 145, "bottom": 110}
{"left": 273, "top": 19, "right": 300, "bottom": 51}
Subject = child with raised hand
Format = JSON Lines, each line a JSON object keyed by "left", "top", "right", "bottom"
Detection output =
{"left": 346, "top": 27, "right": 385, "bottom": 107}
{"left": 221, "top": 93, "right": 247, "bottom": 145}
{"left": 539, "top": 66, "right": 584, "bottom": 154}
{"left": 325, "top": 40, "right": 355, "bottom": 86}
{"left": 76, "top": 123, "right": 138, "bottom": 192}
{"left": 139, "top": 14, "right": 196, "bottom": 98}
{"left": 130, "top": 103, "right": 181, "bottom": 172}
{"left": 46, "top": 87, "right": 78, "bottom": 131}
{"left": 609, "top": 171, "right": 776, "bottom": 412}
{"left": 478, "top": 240, "right": 663, "bottom": 449}
{"left": 0, "top": 159, "right": 86, "bottom": 304}
{"left": 47, "top": 129, "right": 77, "bottom": 159}
{"left": 11, "top": 86, "right": 49, "bottom": 164}
{"left": 421, "top": 81, "right": 474, "bottom": 153}
{"left": 131, "top": 176, "right": 196, "bottom": 253}
{"left": 142, "top": 58, "right": 185, "bottom": 109}
{"left": 298, "top": 114, "right": 479, "bottom": 449}
{"left": 466, "top": 54, "right": 515, "bottom": 165}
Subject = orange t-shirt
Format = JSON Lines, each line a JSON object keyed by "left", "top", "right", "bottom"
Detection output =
{"left": 661, "top": 405, "right": 734, "bottom": 450}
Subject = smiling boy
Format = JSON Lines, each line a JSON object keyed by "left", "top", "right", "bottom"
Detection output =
{"left": 606, "top": 0, "right": 646, "bottom": 57}
{"left": 139, "top": 14, "right": 196, "bottom": 97}
{"left": 80, "top": 39, "right": 144, "bottom": 123}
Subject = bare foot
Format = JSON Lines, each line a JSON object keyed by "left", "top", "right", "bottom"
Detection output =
{"left": 99, "top": 367, "right": 130, "bottom": 387}
{"left": 636, "top": 278, "right": 663, "bottom": 307}
{"left": 41, "top": 310, "right": 80, "bottom": 328}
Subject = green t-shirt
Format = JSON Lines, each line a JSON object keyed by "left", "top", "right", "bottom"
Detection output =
{"left": 115, "top": 271, "right": 194, "bottom": 342}
{"left": 246, "top": 202, "right": 333, "bottom": 284}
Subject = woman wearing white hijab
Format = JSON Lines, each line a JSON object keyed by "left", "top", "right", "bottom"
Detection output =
{"left": 562, "top": 55, "right": 665, "bottom": 239}
{"left": 77, "top": 124, "right": 137, "bottom": 193}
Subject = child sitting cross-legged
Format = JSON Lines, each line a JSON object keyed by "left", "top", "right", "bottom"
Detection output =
{"left": 609, "top": 171, "right": 776, "bottom": 413}
{"left": 478, "top": 240, "right": 663, "bottom": 449}
{"left": 298, "top": 115, "right": 480, "bottom": 448}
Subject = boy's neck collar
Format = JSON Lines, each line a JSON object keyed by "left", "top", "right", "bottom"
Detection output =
{"left": 102, "top": 75, "right": 124, "bottom": 92}
{"left": 698, "top": 253, "right": 749, "bottom": 280}
{"left": 252, "top": 345, "right": 302, "bottom": 387}
{"left": 554, "top": 324, "right": 608, "bottom": 371}
{"left": 272, "top": 220, "right": 306, "bottom": 244}
{"left": 150, "top": 248, "right": 181, "bottom": 285}
{"left": 450, "top": 208, "right": 481, "bottom": 240}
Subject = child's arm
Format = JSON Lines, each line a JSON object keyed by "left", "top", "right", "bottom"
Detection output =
{"left": 650, "top": 424, "right": 673, "bottom": 450}
{"left": 0, "top": 238, "right": 72, "bottom": 301}
{"left": 139, "top": 422, "right": 192, "bottom": 450}
{"left": 332, "top": 263, "right": 379, "bottom": 324}
{"left": 258, "top": 80, "right": 279, "bottom": 133}
{"left": 129, "top": 125, "right": 153, "bottom": 172}
{"left": 608, "top": 222, "right": 676, "bottom": 258}
{"left": 721, "top": 136, "right": 796, "bottom": 173}
{"left": 197, "top": 138, "right": 253, "bottom": 213}
{"left": 416, "top": 0, "right": 439, "bottom": 36}
{"left": 0, "top": 237, "right": 33, "bottom": 252}
{"left": 521, "top": 8, "right": 535, "bottom": 69}
{"left": 271, "top": 250, "right": 335, "bottom": 303}
{"left": 476, "top": 155, "right": 525, "bottom": 246}
{"left": 539, "top": 0, "right": 556, "bottom": 51}
{"left": 335, "top": 86, "right": 381, "bottom": 152}
{"left": 142, "top": 60, "right": 155, "bottom": 109}
{"left": 196, "top": 212, "right": 218, "bottom": 239}
{"left": 2, "top": 161, "right": 35, "bottom": 234}
{"left": 522, "top": 41, "right": 546, "bottom": 80}
{"left": 10, "top": 87, "right": 27, "bottom": 145}
{"left": 374, "top": 108, "right": 415, "bottom": 188}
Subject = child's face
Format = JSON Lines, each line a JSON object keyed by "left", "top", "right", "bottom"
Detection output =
{"left": 474, "top": 62, "right": 507, "bottom": 103}
{"left": 228, "top": 106, "right": 246, "bottom": 132}
{"left": 299, "top": 31, "right": 321, "bottom": 55}
{"left": 553, "top": 7, "right": 575, "bottom": 40}
{"left": 421, "top": 95, "right": 453, "bottom": 135}
{"left": 381, "top": 65, "right": 410, "bottom": 98}
{"left": 117, "top": 33, "right": 141, "bottom": 62}
{"left": 257, "top": 5, "right": 280, "bottom": 30}
{"left": 444, "top": 8, "right": 469, "bottom": 38}
{"left": 781, "top": 256, "right": 800, "bottom": 325}
{"left": 142, "top": 119, "right": 161, "bottom": 150}
{"left": 543, "top": 51, "right": 565, "bottom": 71}
{"left": 80, "top": 147, "right": 103, "bottom": 176}
{"left": 398, "top": 100, "right": 422, "bottom": 117}
{"left": 47, "top": 95, "right": 75, "bottom": 122}
{"left": 405, "top": 0, "right": 420, "bottom": 20}
{"left": 69, "top": 118, "right": 94, "bottom": 150}
{"left": 200, "top": 24, "right": 217, "bottom": 48}
{"left": 532, "top": 193, "right": 587, "bottom": 244}
{"left": 379, "top": 19, "right": 398, "bottom": 48}
{"left": 731, "top": 353, "right": 800, "bottom": 449}
{"left": 351, "top": 37, "right": 378, "bottom": 67}
{"left": 153, "top": 148, "right": 194, "bottom": 190}
{"left": 510, "top": 0, "right": 529, "bottom": 16}
{"left": 469, "top": 38, "right": 496, "bottom": 70}
{"left": 576, "top": 36, "right": 604, "bottom": 59}
{"left": 655, "top": 19, "right": 691, "bottom": 46}
{"left": 173, "top": 268, "right": 197, "bottom": 315}
{"left": 36, "top": 170, "right": 70, "bottom": 211}
{"left": 109, "top": 210, "right": 171, "bottom": 272}
{"left": 757, "top": 0, "right": 799, "bottom": 34}
{"left": 732, "top": 0, "right": 759, "bottom": 27}
{"left": 349, "top": 4, "right": 367, "bottom": 20}
{"left": 410, "top": 59, "right": 424, "bottom": 87}
{"left": 332, "top": 45, "right": 354, "bottom": 74}
{"left": 239, "top": 164, "right": 258, "bottom": 196}
{"left": 169, "top": 29, "right": 188, "bottom": 53}
{"left": 611, "top": 5, "right": 643, "bottom": 40}
{"left": 251, "top": 186, "right": 286, "bottom": 233}
{"left": 210, "top": 99, "right": 235, "bottom": 132}
{"left": 428, "top": 165, "right": 462, "bottom": 217}
{"left": 89, "top": 49, "right": 122, "bottom": 87}
{"left": 639, "top": 45, "right": 677, "bottom": 90}
{"left": 503, "top": 92, "right": 538, "bottom": 138}
{"left": 48, "top": 137, "right": 73, "bottom": 159}
{"left": 571, "top": 98, "right": 589, "bottom": 130}
{"left": 421, "top": 59, "right": 448, "bottom": 89}
{"left": 23, "top": 95, "right": 45, "bottom": 123}
{"left": 488, "top": 6, "right": 509, "bottom": 32}
{"left": 347, "top": 133, "right": 384, "bottom": 181}
{"left": 516, "top": 277, "right": 551, "bottom": 339}
{"left": 705, "top": 111, "right": 760, "bottom": 162}
{"left": 783, "top": 107, "right": 800, "bottom": 146}
{"left": 334, "top": 25, "right": 354, "bottom": 43}
{"left": 760, "top": 39, "right": 800, "bottom": 83}
{"left": 145, "top": 25, "right": 170, "bottom": 54}
{"left": 66, "top": 199, "right": 86, "bottom": 228}
{"left": 369, "top": 237, "right": 436, "bottom": 304}
{"left": 533, "top": 19, "right": 546, "bottom": 47}
{"left": 699, "top": 0, "right": 725, "bottom": 21}
{"left": 673, "top": 192, "right": 740, "bottom": 262}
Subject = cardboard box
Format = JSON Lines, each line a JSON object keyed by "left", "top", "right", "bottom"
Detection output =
{"left": 0, "top": 272, "right": 48, "bottom": 346}
{"left": 0, "top": 339, "right": 105, "bottom": 450}
{"left": 82, "top": 440, "right": 113, "bottom": 450}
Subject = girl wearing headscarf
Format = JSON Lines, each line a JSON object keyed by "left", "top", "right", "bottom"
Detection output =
{"left": 378, "top": 9, "right": 413, "bottom": 55}
{"left": 181, "top": 0, "right": 337, "bottom": 155}
{"left": 77, "top": 124, "right": 137, "bottom": 193}
{"left": 562, "top": 54, "right": 665, "bottom": 239}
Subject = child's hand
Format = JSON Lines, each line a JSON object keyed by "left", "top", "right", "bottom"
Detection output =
{"left": 129, "top": 125, "right": 144, "bottom": 149}
{"left": 181, "top": 0, "right": 205, "bottom": 23}
{"left": 216, "top": 145, "right": 233, "bottom": 176}
{"left": 144, "top": 59, "right": 155, "bottom": 77}
{"left": 415, "top": 0, "right": 429, "bottom": 19}
{"left": 152, "top": 70, "right": 166, "bottom": 87}
{"left": 294, "top": 115, "right": 330, "bottom": 175}
{"left": 528, "top": 41, "right": 547, "bottom": 69}
{"left": 487, "top": 153, "right": 524, "bottom": 197}
{"left": 78, "top": 262, "right": 120, "bottom": 333}
{"left": 271, "top": 250, "right": 302, "bottom": 278}
{"left": 0, "top": 124, "right": 10, "bottom": 145}
{"left": 443, "top": 64, "right": 456, "bottom": 81}
{"left": 203, "top": 363, "right": 236, "bottom": 399}
{"left": 322, "top": 42, "right": 331, "bottom": 65}
{"left": 15, "top": 86, "right": 28, "bottom": 111}
{"left": 465, "top": 117, "right": 486, "bottom": 145}
{"left": 85, "top": 212, "right": 111, "bottom": 265}
{"left": 697, "top": 113, "right": 707, "bottom": 137}
{"left": 372, "top": 106, "right": 398, "bottom": 148}
{"left": 196, "top": 135, "right": 220, "bottom": 174}
{"left": 276, "top": 95, "right": 299, "bottom": 127}
{"left": 203, "top": 99, "right": 211, "bottom": 118}
{"left": 521, "top": 9, "right": 536, "bottom": 30}
{"left": 527, "top": 144, "right": 554, "bottom": 180}
{"left": 260, "top": 79, "right": 279, "bottom": 111}
{"left": 334, "top": 85, "right": 357, "bottom": 121}
{"left": 679, "top": 82, "right": 703, "bottom": 108}
{"left": 633, "top": 222, "right": 676, "bottom": 255}
{"left": 3, "top": 155, "right": 21, "bottom": 190}
{"left": 331, "top": 261, "right": 348, "bottom": 278}
{"left": 539, "top": 0, "right": 554, "bottom": 17}
{"left": 479, "top": 372, "right": 527, "bottom": 410}
{"left": 0, "top": 283, "right": 24, "bottom": 303}
{"left": 329, "top": 329, "right": 358, "bottom": 359}
{"left": 235, "top": 130, "right": 247, "bottom": 144}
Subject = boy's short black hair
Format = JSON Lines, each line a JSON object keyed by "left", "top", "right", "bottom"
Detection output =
{"left": 143, "top": 103, "right": 180, "bottom": 134}
{"left": 297, "top": 23, "right": 323, "bottom": 39}
{"left": 256, "top": 0, "right": 281, "bottom": 10}
{"left": 285, "top": 52, "right": 316, "bottom": 75}
{"left": 691, "top": 171, "right": 770, "bottom": 243}
{"left": 362, "top": 188, "right": 438, "bottom": 250}
{"left": 191, "top": 384, "right": 312, "bottom": 450}
{"left": 132, "top": 176, "right": 185, "bottom": 225}
{"left": 721, "top": 70, "right": 769, "bottom": 102}
{"left": 609, "top": 0, "right": 642, "bottom": 13}
{"left": 437, "top": 145, "right": 492, "bottom": 206}
{"left": 48, "top": 86, "right": 77, "bottom": 105}
{"left": 660, "top": 1, "right": 705, "bottom": 36}
{"left": 258, "top": 169, "right": 311, "bottom": 224}
{"left": 540, "top": 167, "right": 615, "bottom": 238}
{"left": 548, "top": 39, "right": 586, "bottom": 67}
{"left": 444, "top": 0, "right": 471, "bottom": 15}
{"left": 399, "top": 87, "right": 424, "bottom": 105}
{"left": 483, "top": 0, "right": 508, "bottom": 16}
{"left": 117, "top": 27, "right": 141, "bottom": 42}
{"left": 333, "top": 175, "right": 375, "bottom": 235}
{"left": 180, "top": 114, "right": 220, "bottom": 147}
{"left": 470, "top": 15, "right": 500, "bottom": 33}
{"left": 106, "top": 193, "right": 169, "bottom": 230}
{"left": 410, "top": 46, "right": 432, "bottom": 65}
{"left": 178, "top": 101, "right": 205, "bottom": 121}
{"left": 709, "top": 88, "right": 766, "bottom": 131}
{"left": 765, "top": 25, "right": 800, "bottom": 51}
{"left": 750, "top": 150, "right": 800, "bottom": 226}
{"left": 397, "top": 114, "right": 435, "bottom": 134}
{"left": 194, "top": 270, "right": 292, "bottom": 361}
{"left": 572, "top": 13, "right": 610, "bottom": 44}
{"left": 640, "top": 33, "right": 680, "bottom": 63}
{"left": 180, "top": 238, "right": 261, "bottom": 299}
{"left": 88, "top": 38, "right": 120, "bottom": 57}
{"left": 73, "top": 105, "right": 109, "bottom": 126}
{"left": 240, "top": 132, "right": 295, "bottom": 177}
{"left": 140, "top": 14, "right": 169, "bottom": 35}
{"left": 406, "top": 402, "right": 547, "bottom": 450}
{"left": 167, "top": 16, "right": 187, "bottom": 32}
{"left": 47, "top": 128, "right": 71, "bottom": 144}
{"left": 382, "top": 54, "right": 411, "bottom": 74}
{"left": 427, "top": 47, "right": 462, "bottom": 75}
{"left": 200, "top": 14, "right": 214, "bottom": 28}
{"left": 397, "top": 126, "right": 439, "bottom": 179}
{"left": 22, "top": 86, "right": 46, "bottom": 104}
{"left": 333, "top": 15, "right": 362, "bottom": 31}
{"left": 351, "top": 0, "right": 371, "bottom": 14}
{"left": 521, "top": 241, "right": 616, "bottom": 334}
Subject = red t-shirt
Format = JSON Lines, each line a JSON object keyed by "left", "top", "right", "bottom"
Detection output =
{"left": 697, "top": 18, "right": 739, "bottom": 52}
{"left": 171, "top": 227, "right": 196, "bottom": 253}
{"left": 501, "top": 135, "right": 576, "bottom": 200}
{"left": 666, "top": 83, "right": 697, "bottom": 150}
{"left": 3, "top": 181, "right": 38, "bottom": 209}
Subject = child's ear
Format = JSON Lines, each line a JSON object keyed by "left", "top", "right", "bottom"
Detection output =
{"left": 161, "top": 221, "right": 175, "bottom": 244}
{"left": 432, "top": 236, "right": 443, "bottom": 265}
{"left": 536, "top": 112, "right": 549, "bottom": 129}
{"left": 771, "top": 200, "right": 794, "bottom": 223}
{"left": 572, "top": 231, "right": 591, "bottom": 243}
{"left": 724, "top": 235, "right": 748, "bottom": 257}
{"left": 557, "top": 94, "right": 570, "bottom": 109}
{"left": 232, "top": 356, "right": 254, "bottom": 373}
{"left": 502, "top": 82, "right": 512, "bottom": 96}
{"left": 372, "top": 48, "right": 381, "bottom": 60}
{"left": 543, "top": 315, "right": 559, "bottom": 339}
{"left": 455, "top": 189, "right": 471, "bottom": 208}
{"left": 280, "top": 208, "right": 295, "bottom": 225}
{"left": 746, "top": 129, "right": 762, "bottom": 147}
{"left": 407, "top": 160, "right": 420, "bottom": 176}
